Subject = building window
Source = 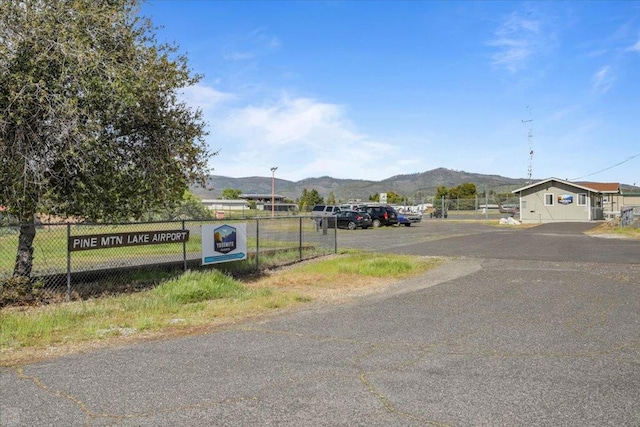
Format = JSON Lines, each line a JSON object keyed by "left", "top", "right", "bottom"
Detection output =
{"left": 544, "top": 193, "right": 554, "bottom": 206}
{"left": 577, "top": 193, "right": 587, "bottom": 206}
{"left": 521, "top": 200, "right": 527, "bottom": 210}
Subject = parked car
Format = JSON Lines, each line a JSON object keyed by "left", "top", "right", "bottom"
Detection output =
{"left": 335, "top": 210, "right": 372, "bottom": 230}
{"left": 360, "top": 205, "right": 399, "bottom": 227}
{"left": 397, "top": 213, "right": 422, "bottom": 226}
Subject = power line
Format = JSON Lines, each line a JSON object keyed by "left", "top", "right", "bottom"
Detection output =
{"left": 570, "top": 152, "right": 640, "bottom": 181}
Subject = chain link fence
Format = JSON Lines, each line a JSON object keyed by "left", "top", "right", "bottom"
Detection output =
{"left": 1, "top": 216, "right": 336, "bottom": 302}
{"left": 428, "top": 196, "right": 521, "bottom": 220}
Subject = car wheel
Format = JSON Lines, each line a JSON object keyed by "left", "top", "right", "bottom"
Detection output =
{"left": 404, "top": 223, "right": 411, "bottom": 226}
{"left": 347, "top": 221, "right": 357, "bottom": 230}
{"left": 372, "top": 219, "right": 381, "bottom": 228}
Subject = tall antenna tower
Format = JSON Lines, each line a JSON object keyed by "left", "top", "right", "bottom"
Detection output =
{"left": 522, "top": 106, "right": 534, "bottom": 184}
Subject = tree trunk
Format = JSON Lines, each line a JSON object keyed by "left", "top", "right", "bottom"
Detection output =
{"left": 13, "top": 221, "right": 36, "bottom": 278}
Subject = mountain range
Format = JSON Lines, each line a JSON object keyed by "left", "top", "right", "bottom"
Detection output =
{"left": 191, "top": 168, "right": 639, "bottom": 202}
{"left": 192, "top": 168, "right": 536, "bottom": 202}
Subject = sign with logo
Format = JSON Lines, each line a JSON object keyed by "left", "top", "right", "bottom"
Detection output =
{"left": 379, "top": 193, "right": 387, "bottom": 204}
{"left": 558, "top": 195, "right": 574, "bottom": 205}
{"left": 202, "top": 223, "right": 247, "bottom": 265}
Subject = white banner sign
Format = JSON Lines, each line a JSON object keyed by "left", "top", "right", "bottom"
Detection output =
{"left": 202, "top": 223, "right": 247, "bottom": 265}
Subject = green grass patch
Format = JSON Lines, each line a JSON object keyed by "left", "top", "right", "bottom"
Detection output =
{"left": 151, "top": 270, "right": 249, "bottom": 304}
{"left": 0, "top": 269, "right": 288, "bottom": 355}
{"left": 0, "top": 252, "right": 440, "bottom": 365}
{"left": 296, "top": 251, "right": 441, "bottom": 279}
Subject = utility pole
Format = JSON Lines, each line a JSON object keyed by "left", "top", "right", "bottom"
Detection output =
{"left": 270, "top": 167, "right": 278, "bottom": 217}
{"left": 522, "top": 106, "right": 534, "bottom": 184}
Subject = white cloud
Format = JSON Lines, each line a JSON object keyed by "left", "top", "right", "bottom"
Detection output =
{"left": 181, "top": 84, "right": 235, "bottom": 110}
{"left": 591, "top": 66, "right": 615, "bottom": 94}
{"left": 220, "top": 97, "right": 354, "bottom": 147}
{"left": 249, "top": 27, "right": 280, "bottom": 47}
{"left": 223, "top": 52, "right": 255, "bottom": 61}
{"left": 629, "top": 37, "right": 640, "bottom": 52}
{"left": 204, "top": 95, "right": 423, "bottom": 180}
{"left": 487, "top": 10, "right": 547, "bottom": 73}
{"left": 549, "top": 105, "right": 580, "bottom": 121}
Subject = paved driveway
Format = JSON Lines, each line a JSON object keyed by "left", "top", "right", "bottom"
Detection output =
{"left": 372, "top": 221, "right": 640, "bottom": 264}
{"left": 2, "top": 222, "right": 639, "bottom": 426}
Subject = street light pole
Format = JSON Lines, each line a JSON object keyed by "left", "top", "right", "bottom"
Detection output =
{"left": 270, "top": 167, "right": 278, "bottom": 217}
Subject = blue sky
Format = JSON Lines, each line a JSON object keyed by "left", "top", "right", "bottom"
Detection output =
{"left": 141, "top": 1, "right": 640, "bottom": 186}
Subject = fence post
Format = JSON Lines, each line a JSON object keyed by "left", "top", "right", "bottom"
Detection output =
{"left": 66, "top": 223, "right": 71, "bottom": 302}
{"left": 475, "top": 195, "right": 478, "bottom": 221}
{"left": 182, "top": 220, "right": 187, "bottom": 272}
{"left": 334, "top": 216, "right": 338, "bottom": 254}
{"left": 485, "top": 190, "right": 489, "bottom": 220}
{"left": 256, "top": 218, "right": 260, "bottom": 270}
{"left": 299, "top": 217, "right": 303, "bottom": 260}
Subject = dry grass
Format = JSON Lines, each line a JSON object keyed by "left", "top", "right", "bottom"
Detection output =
{"left": 585, "top": 221, "right": 640, "bottom": 239}
{"left": 1, "top": 253, "right": 441, "bottom": 366}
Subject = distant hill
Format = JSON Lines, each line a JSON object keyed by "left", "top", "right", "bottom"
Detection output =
{"left": 191, "top": 168, "right": 531, "bottom": 202}
{"left": 191, "top": 167, "right": 640, "bottom": 202}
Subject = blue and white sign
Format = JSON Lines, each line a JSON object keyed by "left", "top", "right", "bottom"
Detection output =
{"left": 202, "top": 223, "right": 247, "bottom": 265}
{"left": 558, "top": 195, "right": 574, "bottom": 205}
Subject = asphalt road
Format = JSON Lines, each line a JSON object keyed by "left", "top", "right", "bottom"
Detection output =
{"left": 2, "top": 221, "right": 639, "bottom": 426}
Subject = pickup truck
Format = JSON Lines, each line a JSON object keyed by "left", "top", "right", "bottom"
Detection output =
{"left": 311, "top": 205, "right": 341, "bottom": 218}
{"left": 311, "top": 205, "right": 341, "bottom": 227}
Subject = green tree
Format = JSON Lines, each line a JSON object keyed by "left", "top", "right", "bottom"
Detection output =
{"left": 435, "top": 186, "right": 449, "bottom": 200}
{"left": 327, "top": 192, "right": 336, "bottom": 205}
{"left": 451, "top": 183, "right": 477, "bottom": 199}
{"left": 148, "top": 190, "right": 212, "bottom": 220}
{"left": 0, "top": 0, "right": 209, "bottom": 278}
{"left": 386, "top": 191, "right": 406, "bottom": 204}
{"left": 298, "top": 189, "right": 323, "bottom": 211}
{"left": 438, "top": 183, "right": 477, "bottom": 210}
{"left": 221, "top": 188, "right": 242, "bottom": 199}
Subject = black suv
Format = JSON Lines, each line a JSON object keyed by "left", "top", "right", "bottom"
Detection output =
{"left": 361, "top": 205, "right": 398, "bottom": 227}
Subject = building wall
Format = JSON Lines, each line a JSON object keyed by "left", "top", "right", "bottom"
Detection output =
{"left": 519, "top": 182, "right": 593, "bottom": 223}
{"left": 613, "top": 193, "right": 640, "bottom": 208}
{"left": 578, "top": 193, "right": 640, "bottom": 219}
{"left": 201, "top": 199, "right": 250, "bottom": 211}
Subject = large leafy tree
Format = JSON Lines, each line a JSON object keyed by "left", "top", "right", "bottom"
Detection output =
{"left": 298, "top": 189, "right": 323, "bottom": 211}
{"left": 149, "top": 190, "right": 213, "bottom": 221}
{"left": 0, "top": 0, "right": 209, "bottom": 278}
{"left": 221, "top": 188, "right": 242, "bottom": 200}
